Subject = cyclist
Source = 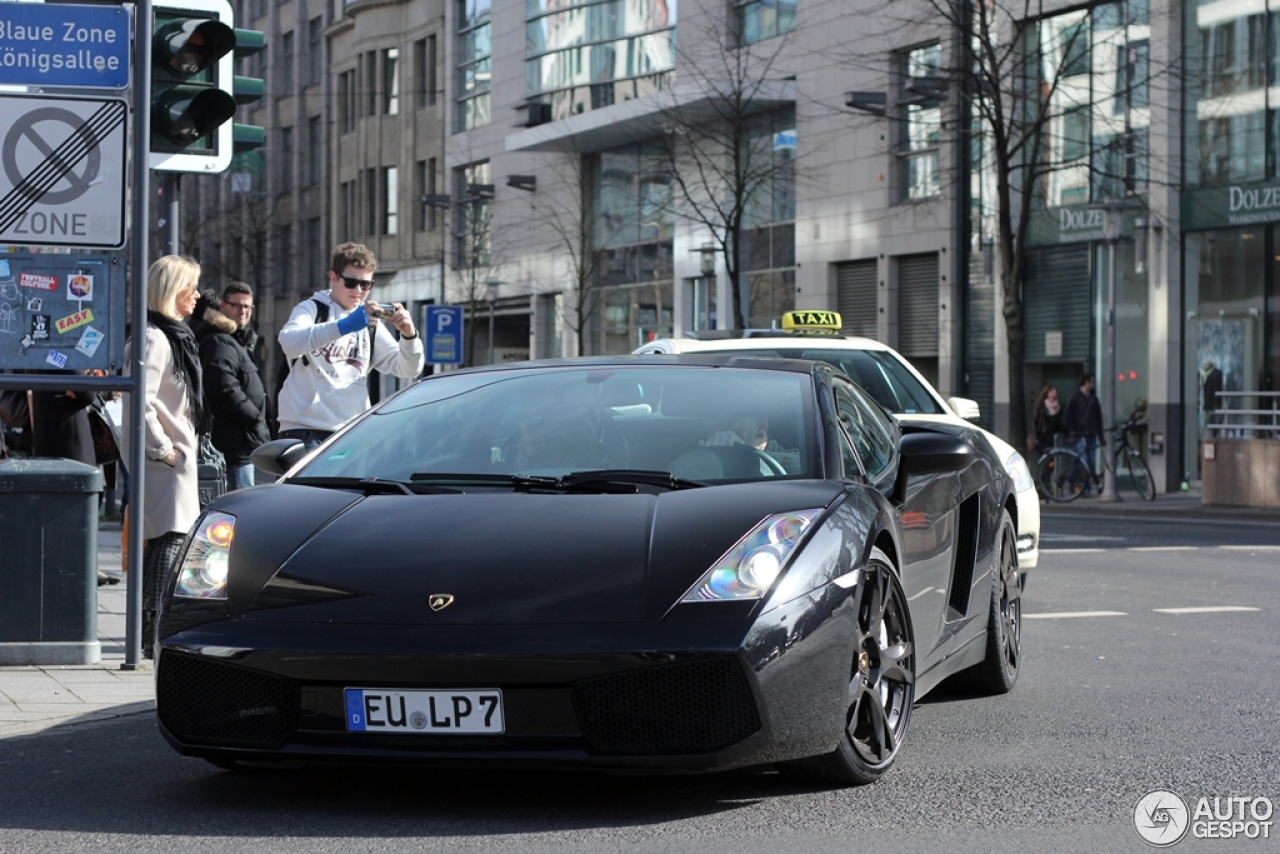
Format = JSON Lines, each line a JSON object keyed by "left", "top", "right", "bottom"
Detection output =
{"left": 1064, "top": 372, "right": 1104, "bottom": 496}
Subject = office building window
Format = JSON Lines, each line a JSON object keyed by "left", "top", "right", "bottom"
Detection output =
{"left": 899, "top": 43, "right": 941, "bottom": 201}
{"left": 340, "top": 181, "right": 351, "bottom": 238}
{"left": 280, "top": 126, "right": 293, "bottom": 192}
{"left": 383, "top": 48, "right": 400, "bottom": 114}
{"left": 383, "top": 166, "right": 399, "bottom": 235}
{"left": 279, "top": 224, "right": 293, "bottom": 290}
{"left": 308, "top": 115, "right": 322, "bottom": 186}
{"left": 415, "top": 35, "right": 437, "bottom": 108}
{"left": 308, "top": 217, "right": 323, "bottom": 284}
{"left": 454, "top": 161, "right": 491, "bottom": 267}
{"left": 457, "top": 0, "right": 491, "bottom": 130}
{"left": 308, "top": 17, "right": 323, "bottom": 84}
{"left": 525, "top": 0, "right": 675, "bottom": 116}
{"left": 281, "top": 30, "right": 294, "bottom": 93}
{"left": 738, "top": 0, "right": 796, "bottom": 45}
{"left": 366, "top": 51, "right": 378, "bottom": 116}
{"left": 1026, "top": 4, "right": 1149, "bottom": 204}
{"left": 366, "top": 168, "right": 378, "bottom": 235}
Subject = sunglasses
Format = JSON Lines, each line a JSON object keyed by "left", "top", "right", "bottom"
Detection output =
{"left": 339, "top": 275, "right": 375, "bottom": 291}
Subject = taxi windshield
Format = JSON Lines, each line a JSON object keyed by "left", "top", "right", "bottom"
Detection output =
{"left": 694, "top": 347, "right": 946, "bottom": 415}
{"left": 294, "top": 365, "right": 819, "bottom": 484}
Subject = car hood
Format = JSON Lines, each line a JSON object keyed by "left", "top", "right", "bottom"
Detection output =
{"left": 212, "top": 481, "right": 844, "bottom": 626}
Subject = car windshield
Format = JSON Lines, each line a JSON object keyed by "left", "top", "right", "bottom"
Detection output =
{"left": 697, "top": 347, "right": 946, "bottom": 415}
{"left": 294, "top": 365, "right": 819, "bottom": 484}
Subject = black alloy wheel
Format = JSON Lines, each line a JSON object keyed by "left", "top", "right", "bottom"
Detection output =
{"left": 800, "top": 547, "right": 915, "bottom": 786}
{"left": 957, "top": 511, "right": 1022, "bottom": 694}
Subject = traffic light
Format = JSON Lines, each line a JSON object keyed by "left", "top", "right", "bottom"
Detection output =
{"left": 230, "top": 26, "right": 266, "bottom": 155}
{"left": 149, "top": 0, "right": 236, "bottom": 173}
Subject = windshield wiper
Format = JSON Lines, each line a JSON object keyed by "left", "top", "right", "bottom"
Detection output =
{"left": 556, "top": 470, "right": 705, "bottom": 492}
{"left": 288, "top": 476, "right": 459, "bottom": 495}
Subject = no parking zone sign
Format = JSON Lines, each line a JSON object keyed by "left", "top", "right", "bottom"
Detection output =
{"left": 0, "top": 94, "right": 128, "bottom": 249}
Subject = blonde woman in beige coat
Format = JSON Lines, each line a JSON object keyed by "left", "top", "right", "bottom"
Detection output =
{"left": 122, "top": 255, "right": 203, "bottom": 657}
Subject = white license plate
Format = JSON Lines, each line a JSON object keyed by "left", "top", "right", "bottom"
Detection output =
{"left": 344, "top": 688, "right": 504, "bottom": 734}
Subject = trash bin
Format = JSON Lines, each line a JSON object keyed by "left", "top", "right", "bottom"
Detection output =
{"left": 0, "top": 458, "right": 103, "bottom": 665}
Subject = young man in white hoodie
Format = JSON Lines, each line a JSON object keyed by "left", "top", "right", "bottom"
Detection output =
{"left": 276, "top": 242, "right": 425, "bottom": 450}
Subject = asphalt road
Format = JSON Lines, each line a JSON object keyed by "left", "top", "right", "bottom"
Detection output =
{"left": 1, "top": 514, "right": 1276, "bottom": 854}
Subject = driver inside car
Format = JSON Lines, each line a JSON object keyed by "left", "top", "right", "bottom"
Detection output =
{"left": 703, "top": 415, "right": 786, "bottom": 453}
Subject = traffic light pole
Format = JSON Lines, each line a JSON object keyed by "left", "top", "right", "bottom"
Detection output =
{"left": 160, "top": 173, "right": 181, "bottom": 255}
{"left": 124, "top": 0, "right": 154, "bottom": 670}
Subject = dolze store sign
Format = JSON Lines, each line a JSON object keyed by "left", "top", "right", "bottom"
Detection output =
{"left": 1227, "top": 185, "right": 1280, "bottom": 224}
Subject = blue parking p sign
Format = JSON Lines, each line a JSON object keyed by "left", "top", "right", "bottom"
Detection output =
{"left": 424, "top": 305, "right": 463, "bottom": 364}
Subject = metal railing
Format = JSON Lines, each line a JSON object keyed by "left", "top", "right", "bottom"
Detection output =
{"left": 1203, "top": 390, "right": 1280, "bottom": 437}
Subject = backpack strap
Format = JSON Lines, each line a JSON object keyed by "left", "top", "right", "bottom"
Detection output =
{"left": 291, "top": 299, "right": 375, "bottom": 369}
{"left": 292, "top": 299, "right": 330, "bottom": 368}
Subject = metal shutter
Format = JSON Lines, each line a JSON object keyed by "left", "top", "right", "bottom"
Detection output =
{"left": 1024, "top": 245, "right": 1092, "bottom": 363}
{"left": 836, "top": 260, "right": 879, "bottom": 339}
{"left": 897, "top": 253, "right": 939, "bottom": 357}
{"left": 963, "top": 248, "right": 995, "bottom": 432}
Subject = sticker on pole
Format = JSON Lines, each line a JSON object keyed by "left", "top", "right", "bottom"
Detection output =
{"left": 0, "top": 94, "right": 128, "bottom": 249}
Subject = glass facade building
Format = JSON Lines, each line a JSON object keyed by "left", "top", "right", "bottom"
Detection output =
{"left": 1181, "top": 0, "right": 1280, "bottom": 481}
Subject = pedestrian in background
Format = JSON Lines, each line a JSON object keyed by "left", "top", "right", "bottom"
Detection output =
{"left": 195, "top": 281, "right": 269, "bottom": 489}
{"left": 121, "top": 255, "right": 204, "bottom": 657}
{"left": 276, "top": 242, "right": 424, "bottom": 451}
{"left": 1064, "top": 372, "right": 1104, "bottom": 495}
{"left": 1031, "top": 384, "right": 1065, "bottom": 453}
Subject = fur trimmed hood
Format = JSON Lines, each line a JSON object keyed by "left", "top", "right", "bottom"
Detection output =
{"left": 202, "top": 305, "right": 238, "bottom": 335}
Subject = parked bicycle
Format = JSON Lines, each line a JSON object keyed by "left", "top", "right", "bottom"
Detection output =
{"left": 1036, "top": 411, "right": 1155, "bottom": 502}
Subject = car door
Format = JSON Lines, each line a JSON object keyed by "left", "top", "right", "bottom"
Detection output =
{"left": 831, "top": 378, "right": 955, "bottom": 663}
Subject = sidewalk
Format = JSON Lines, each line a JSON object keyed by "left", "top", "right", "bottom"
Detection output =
{"left": 0, "top": 519, "right": 155, "bottom": 739}
{"left": 1038, "top": 482, "right": 1280, "bottom": 522}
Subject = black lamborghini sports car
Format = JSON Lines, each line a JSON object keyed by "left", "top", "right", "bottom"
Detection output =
{"left": 156, "top": 356, "right": 1023, "bottom": 785}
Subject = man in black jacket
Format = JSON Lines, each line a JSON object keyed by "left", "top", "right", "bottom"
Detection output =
{"left": 195, "top": 282, "right": 270, "bottom": 489}
{"left": 1063, "top": 371, "right": 1104, "bottom": 493}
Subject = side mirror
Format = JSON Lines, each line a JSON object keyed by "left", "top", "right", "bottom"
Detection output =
{"left": 250, "top": 438, "right": 308, "bottom": 477}
{"left": 897, "top": 431, "right": 976, "bottom": 477}
{"left": 948, "top": 396, "right": 981, "bottom": 422}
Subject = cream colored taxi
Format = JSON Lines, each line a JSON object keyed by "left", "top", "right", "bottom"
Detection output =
{"left": 634, "top": 311, "right": 1040, "bottom": 572}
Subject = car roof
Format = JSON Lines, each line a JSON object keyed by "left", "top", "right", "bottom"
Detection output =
{"left": 435, "top": 353, "right": 828, "bottom": 377}
{"left": 638, "top": 335, "right": 894, "bottom": 354}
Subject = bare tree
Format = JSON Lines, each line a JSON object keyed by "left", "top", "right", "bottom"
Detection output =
{"left": 656, "top": 18, "right": 798, "bottom": 330}
{"left": 447, "top": 163, "right": 509, "bottom": 367}
{"left": 864, "top": 0, "right": 1162, "bottom": 443}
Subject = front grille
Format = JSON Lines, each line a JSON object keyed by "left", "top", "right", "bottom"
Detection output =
{"left": 571, "top": 657, "right": 760, "bottom": 754}
{"left": 157, "top": 650, "right": 298, "bottom": 748}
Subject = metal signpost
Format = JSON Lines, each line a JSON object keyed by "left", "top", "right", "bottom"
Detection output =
{"left": 0, "top": 0, "right": 150, "bottom": 669}
{"left": 425, "top": 305, "right": 464, "bottom": 365}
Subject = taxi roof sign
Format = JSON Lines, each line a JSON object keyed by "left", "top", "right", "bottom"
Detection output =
{"left": 781, "top": 311, "right": 843, "bottom": 331}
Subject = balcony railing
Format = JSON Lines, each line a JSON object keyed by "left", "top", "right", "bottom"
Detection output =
{"left": 1203, "top": 390, "right": 1280, "bottom": 437}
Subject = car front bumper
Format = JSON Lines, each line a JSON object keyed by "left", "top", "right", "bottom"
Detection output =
{"left": 155, "top": 605, "right": 856, "bottom": 773}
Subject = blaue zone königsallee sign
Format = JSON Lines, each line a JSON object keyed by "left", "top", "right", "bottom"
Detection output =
{"left": 0, "top": 4, "right": 130, "bottom": 90}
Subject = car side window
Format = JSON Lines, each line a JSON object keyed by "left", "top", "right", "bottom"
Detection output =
{"left": 833, "top": 380, "right": 896, "bottom": 483}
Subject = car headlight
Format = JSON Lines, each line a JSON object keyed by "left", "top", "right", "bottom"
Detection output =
{"left": 175, "top": 511, "right": 235, "bottom": 599}
{"left": 680, "top": 510, "right": 823, "bottom": 602}
{"left": 1004, "top": 451, "right": 1034, "bottom": 494}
